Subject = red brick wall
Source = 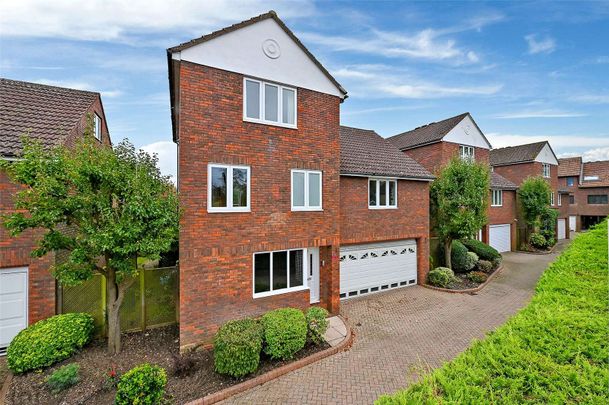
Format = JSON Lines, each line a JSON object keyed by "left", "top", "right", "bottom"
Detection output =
{"left": 484, "top": 189, "right": 517, "bottom": 250}
{"left": 404, "top": 142, "right": 489, "bottom": 174}
{"left": 576, "top": 187, "right": 609, "bottom": 216}
{"left": 177, "top": 61, "right": 341, "bottom": 348}
{"left": 339, "top": 176, "right": 430, "bottom": 281}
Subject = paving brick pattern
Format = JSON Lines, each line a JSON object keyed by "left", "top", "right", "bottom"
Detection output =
{"left": 224, "top": 242, "right": 567, "bottom": 405}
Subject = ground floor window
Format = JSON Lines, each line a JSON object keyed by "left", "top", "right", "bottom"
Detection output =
{"left": 587, "top": 194, "right": 608, "bottom": 204}
{"left": 253, "top": 249, "right": 305, "bottom": 297}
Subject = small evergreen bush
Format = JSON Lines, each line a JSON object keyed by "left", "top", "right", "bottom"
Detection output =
{"left": 461, "top": 238, "right": 502, "bottom": 262}
{"left": 530, "top": 232, "right": 547, "bottom": 249}
{"left": 262, "top": 308, "right": 307, "bottom": 360}
{"left": 306, "top": 307, "right": 329, "bottom": 345}
{"left": 214, "top": 318, "right": 263, "bottom": 378}
{"left": 427, "top": 267, "right": 455, "bottom": 288}
{"left": 46, "top": 363, "right": 80, "bottom": 394}
{"left": 115, "top": 363, "right": 167, "bottom": 405}
{"left": 476, "top": 260, "right": 493, "bottom": 274}
{"left": 468, "top": 271, "right": 489, "bottom": 283}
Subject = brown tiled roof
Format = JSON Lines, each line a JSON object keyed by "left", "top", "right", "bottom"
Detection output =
{"left": 558, "top": 157, "right": 582, "bottom": 177}
{"left": 490, "top": 172, "right": 517, "bottom": 190}
{"left": 490, "top": 141, "right": 549, "bottom": 166}
{"left": 0, "top": 78, "right": 99, "bottom": 157}
{"left": 167, "top": 11, "right": 347, "bottom": 97}
{"left": 340, "top": 126, "right": 434, "bottom": 180}
{"left": 387, "top": 112, "right": 470, "bottom": 150}
{"left": 581, "top": 160, "right": 609, "bottom": 188}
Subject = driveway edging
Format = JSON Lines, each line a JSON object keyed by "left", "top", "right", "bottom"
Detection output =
{"left": 186, "top": 315, "right": 354, "bottom": 405}
{"left": 422, "top": 264, "right": 504, "bottom": 294}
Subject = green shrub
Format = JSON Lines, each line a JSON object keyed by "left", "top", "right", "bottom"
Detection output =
{"left": 448, "top": 240, "right": 468, "bottom": 272}
{"left": 530, "top": 232, "right": 547, "bottom": 249}
{"left": 492, "top": 256, "right": 502, "bottom": 269}
{"left": 115, "top": 363, "right": 167, "bottom": 405}
{"left": 306, "top": 307, "right": 329, "bottom": 345}
{"left": 7, "top": 313, "right": 94, "bottom": 373}
{"left": 476, "top": 260, "right": 493, "bottom": 273}
{"left": 262, "top": 308, "right": 307, "bottom": 360}
{"left": 453, "top": 249, "right": 478, "bottom": 273}
{"left": 214, "top": 318, "right": 263, "bottom": 378}
{"left": 46, "top": 363, "right": 80, "bottom": 394}
{"left": 427, "top": 267, "right": 455, "bottom": 288}
{"left": 461, "top": 238, "right": 501, "bottom": 262}
{"left": 468, "top": 271, "right": 488, "bottom": 283}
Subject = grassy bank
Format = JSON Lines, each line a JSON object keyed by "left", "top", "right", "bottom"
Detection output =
{"left": 378, "top": 221, "right": 609, "bottom": 404}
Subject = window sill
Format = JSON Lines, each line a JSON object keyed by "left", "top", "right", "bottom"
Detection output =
{"left": 490, "top": 204, "right": 503, "bottom": 207}
{"left": 253, "top": 285, "right": 309, "bottom": 299}
{"left": 368, "top": 206, "right": 398, "bottom": 210}
{"left": 243, "top": 117, "right": 297, "bottom": 130}
{"left": 207, "top": 208, "right": 251, "bottom": 213}
{"left": 291, "top": 207, "right": 323, "bottom": 212}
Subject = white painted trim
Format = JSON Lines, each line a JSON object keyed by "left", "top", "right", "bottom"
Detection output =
{"left": 459, "top": 145, "right": 475, "bottom": 162}
{"left": 291, "top": 169, "right": 322, "bottom": 211}
{"left": 243, "top": 77, "right": 297, "bottom": 129}
{"left": 491, "top": 189, "right": 503, "bottom": 207}
{"left": 207, "top": 163, "right": 251, "bottom": 213}
{"left": 542, "top": 163, "right": 551, "bottom": 178}
{"left": 558, "top": 193, "right": 562, "bottom": 206}
{"left": 252, "top": 248, "right": 309, "bottom": 298}
{"left": 368, "top": 177, "right": 398, "bottom": 209}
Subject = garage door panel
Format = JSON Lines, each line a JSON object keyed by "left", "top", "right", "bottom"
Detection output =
{"left": 557, "top": 219, "right": 566, "bottom": 240}
{"left": 489, "top": 224, "right": 511, "bottom": 253}
{"left": 1, "top": 268, "right": 28, "bottom": 350}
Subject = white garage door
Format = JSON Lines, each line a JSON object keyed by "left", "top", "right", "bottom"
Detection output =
{"left": 339, "top": 240, "right": 417, "bottom": 299}
{"left": 557, "top": 218, "right": 566, "bottom": 240}
{"left": 489, "top": 224, "right": 511, "bottom": 253}
{"left": 569, "top": 216, "right": 577, "bottom": 232}
{"left": 1, "top": 267, "right": 28, "bottom": 352}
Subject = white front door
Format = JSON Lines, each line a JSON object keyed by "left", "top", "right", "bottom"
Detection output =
{"left": 557, "top": 219, "right": 566, "bottom": 240}
{"left": 307, "top": 248, "right": 320, "bottom": 303}
{"left": 1, "top": 267, "right": 28, "bottom": 351}
{"left": 569, "top": 216, "right": 577, "bottom": 232}
{"left": 489, "top": 224, "right": 511, "bottom": 253}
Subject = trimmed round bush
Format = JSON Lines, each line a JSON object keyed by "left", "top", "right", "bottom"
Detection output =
{"left": 262, "top": 308, "right": 307, "bottom": 360}
{"left": 306, "top": 307, "right": 329, "bottom": 345}
{"left": 427, "top": 267, "right": 455, "bottom": 288}
{"left": 476, "top": 260, "right": 493, "bottom": 274}
{"left": 530, "top": 232, "right": 547, "bottom": 249}
{"left": 115, "top": 363, "right": 167, "bottom": 405}
{"left": 7, "top": 313, "right": 94, "bottom": 373}
{"left": 214, "top": 318, "right": 263, "bottom": 378}
{"left": 468, "top": 271, "right": 489, "bottom": 283}
{"left": 461, "top": 238, "right": 502, "bottom": 262}
{"left": 450, "top": 241, "right": 474, "bottom": 273}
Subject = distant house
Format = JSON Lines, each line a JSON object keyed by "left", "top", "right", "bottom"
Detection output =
{"left": 0, "top": 78, "right": 111, "bottom": 352}
{"left": 558, "top": 157, "right": 609, "bottom": 231}
{"left": 388, "top": 112, "right": 518, "bottom": 253}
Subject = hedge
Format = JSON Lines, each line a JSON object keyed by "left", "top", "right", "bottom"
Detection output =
{"left": 377, "top": 221, "right": 609, "bottom": 404}
{"left": 461, "top": 238, "right": 501, "bottom": 262}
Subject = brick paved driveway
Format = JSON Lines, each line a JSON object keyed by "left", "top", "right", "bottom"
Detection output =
{"left": 226, "top": 242, "right": 568, "bottom": 405}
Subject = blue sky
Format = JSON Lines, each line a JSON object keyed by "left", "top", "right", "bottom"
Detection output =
{"left": 1, "top": 0, "right": 608, "bottom": 180}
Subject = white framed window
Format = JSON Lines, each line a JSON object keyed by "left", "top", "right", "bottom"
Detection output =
{"left": 93, "top": 113, "right": 102, "bottom": 141}
{"left": 558, "top": 193, "right": 562, "bottom": 206}
{"left": 369, "top": 178, "right": 397, "bottom": 209}
{"left": 291, "top": 170, "right": 322, "bottom": 211}
{"left": 459, "top": 145, "right": 475, "bottom": 162}
{"left": 550, "top": 192, "right": 555, "bottom": 206}
{"left": 542, "top": 163, "right": 551, "bottom": 178}
{"left": 243, "top": 78, "right": 296, "bottom": 128}
{"left": 207, "top": 164, "right": 251, "bottom": 213}
{"left": 253, "top": 249, "right": 308, "bottom": 298}
{"left": 491, "top": 189, "right": 503, "bottom": 207}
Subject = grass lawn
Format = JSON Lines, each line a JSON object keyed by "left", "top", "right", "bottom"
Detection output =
{"left": 378, "top": 221, "right": 609, "bottom": 404}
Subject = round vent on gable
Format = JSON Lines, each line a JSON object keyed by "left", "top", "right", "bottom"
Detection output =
{"left": 262, "top": 39, "right": 281, "bottom": 59}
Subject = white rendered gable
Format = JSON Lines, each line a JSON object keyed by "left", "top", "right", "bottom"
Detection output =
{"left": 175, "top": 18, "right": 343, "bottom": 98}
{"left": 443, "top": 115, "right": 492, "bottom": 149}
{"left": 534, "top": 143, "right": 559, "bottom": 165}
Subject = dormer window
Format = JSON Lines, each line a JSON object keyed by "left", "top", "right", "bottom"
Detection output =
{"left": 542, "top": 163, "right": 551, "bottom": 178}
{"left": 244, "top": 78, "right": 296, "bottom": 128}
{"left": 459, "top": 145, "right": 474, "bottom": 162}
{"left": 93, "top": 113, "right": 102, "bottom": 141}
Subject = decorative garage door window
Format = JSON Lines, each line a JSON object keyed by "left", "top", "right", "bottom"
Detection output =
{"left": 253, "top": 249, "right": 305, "bottom": 297}
{"left": 339, "top": 240, "right": 417, "bottom": 299}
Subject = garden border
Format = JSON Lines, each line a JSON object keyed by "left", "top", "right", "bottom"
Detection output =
{"left": 186, "top": 315, "right": 354, "bottom": 405}
{"left": 517, "top": 243, "right": 557, "bottom": 255}
{"left": 0, "top": 371, "right": 12, "bottom": 405}
{"left": 422, "top": 264, "right": 504, "bottom": 294}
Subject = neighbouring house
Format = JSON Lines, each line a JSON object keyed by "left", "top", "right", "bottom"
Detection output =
{"left": 338, "top": 126, "right": 433, "bottom": 299}
{"left": 558, "top": 157, "right": 609, "bottom": 231}
{"left": 489, "top": 141, "right": 570, "bottom": 242}
{"left": 0, "top": 78, "right": 111, "bottom": 352}
{"left": 387, "top": 112, "right": 518, "bottom": 253}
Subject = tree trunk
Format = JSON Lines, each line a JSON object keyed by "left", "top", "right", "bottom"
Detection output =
{"left": 444, "top": 238, "right": 452, "bottom": 269}
{"left": 106, "top": 269, "right": 126, "bottom": 355}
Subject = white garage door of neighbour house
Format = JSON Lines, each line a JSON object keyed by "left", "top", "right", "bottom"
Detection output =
{"left": 569, "top": 216, "right": 577, "bottom": 232}
{"left": 0, "top": 267, "right": 28, "bottom": 353}
{"left": 489, "top": 224, "right": 511, "bottom": 253}
{"left": 557, "top": 219, "right": 566, "bottom": 240}
{"left": 339, "top": 240, "right": 417, "bottom": 299}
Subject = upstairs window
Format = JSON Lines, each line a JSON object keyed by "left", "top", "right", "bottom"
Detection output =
{"left": 459, "top": 145, "right": 475, "bottom": 162}
{"left": 566, "top": 176, "right": 576, "bottom": 187}
{"left": 291, "top": 170, "right": 322, "bottom": 211}
{"left": 587, "top": 194, "right": 608, "bottom": 204}
{"left": 491, "top": 189, "right": 503, "bottom": 207}
{"left": 93, "top": 113, "right": 102, "bottom": 140}
{"left": 244, "top": 78, "right": 296, "bottom": 127}
{"left": 550, "top": 192, "right": 554, "bottom": 206}
{"left": 369, "top": 178, "right": 397, "bottom": 209}
{"left": 542, "top": 163, "right": 551, "bottom": 178}
{"left": 569, "top": 194, "right": 575, "bottom": 204}
{"left": 208, "top": 164, "right": 250, "bottom": 212}
{"left": 558, "top": 193, "right": 562, "bottom": 206}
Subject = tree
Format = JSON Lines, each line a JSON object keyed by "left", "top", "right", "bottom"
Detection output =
{"left": 1, "top": 132, "right": 179, "bottom": 355}
{"left": 518, "top": 176, "right": 553, "bottom": 241}
{"left": 431, "top": 158, "right": 490, "bottom": 269}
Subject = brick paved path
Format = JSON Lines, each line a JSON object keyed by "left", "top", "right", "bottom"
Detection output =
{"left": 226, "top": 243, "right": 568, "bottom": 405}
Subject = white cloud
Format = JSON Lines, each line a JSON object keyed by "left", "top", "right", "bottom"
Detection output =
{"left": 581, "top": 147, "right": 609, "bottom": 162}
{"left": 572, "top": 94, "right": 609, "bottom": 104}
{"left": 525, "top": 34, "right": 556, "bottom": 55}
{"left": 487, "top": 132, "right": 609, "bottom": 149}
{"left": 0, "top": 0, "right": 314, "bottom": 41}
{"left": 34, "top": 78, "right": 122, "bottom": 98}
{"left": 493, "top": 110, "right": 586, "bottom": 119}
{"left": 140, "top": 141, "right": 177, "bottom": 182}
